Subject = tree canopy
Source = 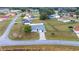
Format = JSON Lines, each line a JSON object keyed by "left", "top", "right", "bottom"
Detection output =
{"left": 39, "top": 8, "right": 55, "bottom": 20}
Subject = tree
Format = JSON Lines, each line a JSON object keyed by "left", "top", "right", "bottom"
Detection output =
{"left": 40, "top": 13, "right": 48, "bottom": 20}
{"left": 21, "top": 9, "right": 26, "bottom": 12}
{"left": 23, "top": 25, "right": 31, "bottom": 32}
{"left": 47, "top": 9, "right": 55, "bottom": 15}
{"left": 39, "top": 8, "right": 55, "bottom": 20}
{"left": 75, "top": 10, "right": 79, "bottom": 19}
{"left": 75, "top": 10, "right": 79, "bottom": 15}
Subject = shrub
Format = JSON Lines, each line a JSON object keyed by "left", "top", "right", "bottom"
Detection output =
{"left": 23, "top": 25, "right": 31, "bottom": 32}
{"left": 68, "top": 26, "right": 73, "bottom": 28}
{"left": 51, "top": 33, "right": 55, "bottom": 35}
{"left": 40, "top": 13, "right": 48, "bottom": 20}
{"left": 39, "top": 8, "right": 55, "bottom": 20}
{"left": 21, "top": 14, "right": 25, "bottom": 17}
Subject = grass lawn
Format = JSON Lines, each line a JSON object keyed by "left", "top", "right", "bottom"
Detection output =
{"left": 16, "top": 16, "right": 24, "bottom": 23}
{"left": 32, "top": 18, "right": 42, "bottom": 23}
{"left": 1, "top": 45, "right": 79, "bottom": 51}
{"left": 9, "top": 18, "right": 39, "bottom": 40}
{"left": 44, "top": 19, "right": 79, "bottom": 41}
{"left": 0, "top": 16, "right": 14, "bottom": 36}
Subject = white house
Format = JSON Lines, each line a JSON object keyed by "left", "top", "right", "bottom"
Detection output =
{"left": 10, "top": 10, "right": 21, "bottom": 14}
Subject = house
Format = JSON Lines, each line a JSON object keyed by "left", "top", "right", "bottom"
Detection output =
{"left": 48, "top": 14, "right": 60, "bottom": 19}
{"left": 48, "top": 11, "right": 60, "bottom": 19}
{"left": 22, "top": 15, "right": 32, "bottom": 25}
{"left": 10, "top": 10, "right": 21, "bottom": 14}
{"left": 0, "top": 16, "right": 9, "bottom": 21}
{"left": 6, "top": 12, "right": 16, "bottom": 16}
{"left": 57, "top": 19, "right": 71, "bottom": 23}
{"left": 22, "top": 19, "right": 31, "bottom": 25}
{"left": 30, "top": 23, "right": 46, "bottom": 32}
{"left": 29, "top": 9, "right": 39, "bottom": 15}
{"left": 0, "top": 8, "right": 10, "bottom": 14}
{"left": 74, "top": 25, "right": 79, "bottom": 33}
{"left": 26, "top": 9, "right": 39, "bottom": 18}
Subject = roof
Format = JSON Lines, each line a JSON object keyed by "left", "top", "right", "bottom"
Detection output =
{"left": 22, "top": 19, "right": 31, "bottom": 23}
{"left": 74, "top": 25, "right": 79, "bottom": 31}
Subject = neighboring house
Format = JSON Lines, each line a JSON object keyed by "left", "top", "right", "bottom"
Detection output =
{"left": 48, "top": 10, "right": 60, "bottom": 19}
{"left": 57, "top": 19, "right": 71, "bottom": 23}
{"left": 27, "top": 9, "right": 39, "bottom": 18}
{"left": 10, "top": 10, "right": 21, "bottom": 14}
{"left": 0, "top": 8, "right": 10, "bottom": 14}
{"left": 73, "top": 25, "right": 79, "bottom": 38}
{"left": 48, "top": 14, "right": 60, "bottom": 19}
{"left": 74, "top": 25, "right": 79, "bottom": 33}
{"left": 6, "top": 12, "right": 16, "bottom": 16}
{"left": 0, "top": 16, "right": 9, "bottom": 21}
{"left": 22, "top": 15, "right": 32, "bottom": 25}
{"left": 22, "top": 19, "right": 31, "bottom": 25}
{"left": 29, "top": 9, "right": 39, "bottom": 14}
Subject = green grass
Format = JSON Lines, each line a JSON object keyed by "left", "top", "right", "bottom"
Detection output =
{"left": 44, "top": 19, "right": 79, "bottom": 40}
{"left": 0, "top": 16, "right": 14, "bottom": 36}
{"left": 16, "top": 17, "right": 24, "bottom": 23}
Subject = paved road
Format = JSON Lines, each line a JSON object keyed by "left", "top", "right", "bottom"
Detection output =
{"left": 1, "top": 14, "right": 79, "bottom": 47}
{"left": 0, "top": 40, "right": 79, "bottom": 46}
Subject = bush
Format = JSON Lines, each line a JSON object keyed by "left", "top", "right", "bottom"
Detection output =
{"left": 39, "top": 8, "right": 55, "bottom": 20}
{"left": 68, "top": 26, "right": 73, "bottom": 32}
{"left": 68, "top": 26, "right": 73, "bottom": 28}
{"left": 21, "top": 14, "right": 25, "bottom": 17}
{"left": 40, "top": 13, "right": 48, "bottom": 20}
{"left": 23, "top": 25, "right": 31, "bottom": 32}
{"left": 51, "top": 33, "right": 55, "bottom": 35}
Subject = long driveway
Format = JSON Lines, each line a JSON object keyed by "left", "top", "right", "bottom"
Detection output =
{"left": 1, "top": 14, "right": 79, "bottom": 46}
{"left": 39, "top": 31, "right": 46, "bottom": 40}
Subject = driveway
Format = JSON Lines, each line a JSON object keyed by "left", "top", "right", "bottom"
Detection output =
{"left": 39, "top": 30, "right": 46, "bottom": 40}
